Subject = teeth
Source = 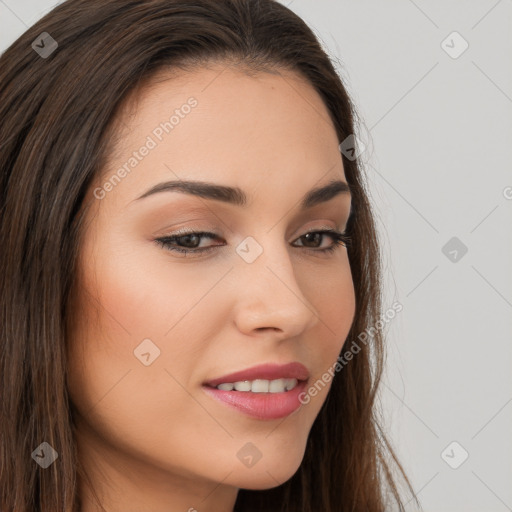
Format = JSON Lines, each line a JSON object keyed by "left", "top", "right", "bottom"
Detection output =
{"left": 217, "top": 383, "right": 234, "bottom": 391}
{"left": 216, "top": 378, "right": 298, "bottom": 393}
{"left": 251, "top": 379, "right": 269, "bottom": 393}
{"left": 234, "top": 381, "right": 252, "bottom": 392}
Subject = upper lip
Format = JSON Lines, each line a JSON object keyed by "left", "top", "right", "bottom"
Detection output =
{"left": 203, "top": 362, "right": 310, "bottom": 387}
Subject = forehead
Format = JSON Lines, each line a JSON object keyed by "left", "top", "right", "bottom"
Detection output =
{"left": 96, "top": 64, "right": 345, "bottom": 210}
{"left": 112, "top": 63, "right": 339, "bottom": 152}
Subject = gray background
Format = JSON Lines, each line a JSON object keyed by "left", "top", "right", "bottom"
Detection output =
{"left": 1, "top": 1, "right": 511, "bottom": 511}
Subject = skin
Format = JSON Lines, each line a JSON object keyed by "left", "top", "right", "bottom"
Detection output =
{"left": 67, "top": 64, "right": 356, "bottom": 512}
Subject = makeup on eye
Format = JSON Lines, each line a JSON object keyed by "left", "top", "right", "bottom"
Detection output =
{"left": 153, "top": 226, "right": 352, "bottom": 257}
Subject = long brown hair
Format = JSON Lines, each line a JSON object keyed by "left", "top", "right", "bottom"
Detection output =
{"left": 0, "top": 1, "right": 419, "bottom": 510}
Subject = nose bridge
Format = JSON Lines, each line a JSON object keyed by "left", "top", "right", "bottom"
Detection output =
{"left": 232, "top": 231, "right": 318, "bottom": 335}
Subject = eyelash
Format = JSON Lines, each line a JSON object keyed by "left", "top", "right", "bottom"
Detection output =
{"left": 154, "top": 228, "right": 352, "bottom": 257}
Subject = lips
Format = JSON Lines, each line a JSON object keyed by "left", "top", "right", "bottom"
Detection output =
{"left": 203, "top": 362, "right": 310, "bottom": 388}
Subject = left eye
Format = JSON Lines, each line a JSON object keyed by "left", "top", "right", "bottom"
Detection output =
{"left": 154, "top": 229, "right": 351, "bottom": 257}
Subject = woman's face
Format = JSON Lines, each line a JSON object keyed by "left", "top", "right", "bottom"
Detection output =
{"left": 67, "top": 64, "right": 356, "bottom": 511}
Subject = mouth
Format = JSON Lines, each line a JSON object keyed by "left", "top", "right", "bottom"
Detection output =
{"left": 201, "top": 362, "right": 310, "bottom": 420}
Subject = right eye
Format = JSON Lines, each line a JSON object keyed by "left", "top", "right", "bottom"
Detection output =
{"left": 155, "top": 231, "right": 223, "bottom": 257}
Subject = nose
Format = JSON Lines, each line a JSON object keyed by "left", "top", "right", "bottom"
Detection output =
{"left": 231, "top": 235, "right": 319, "bottom": 340}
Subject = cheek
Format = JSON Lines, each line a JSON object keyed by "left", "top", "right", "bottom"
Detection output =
{"left": 315, "top": 269, "right": 355, "bottom": 328}
{"left": 66, "top": 260, "right": 217, "bottom": 469}
{"left": 67, "top": 235, "right": 227, "bottom": 418}
{"left": 299, "top": 260, "right": 356, "bottom": 397}
{"left": 80, "top": 230, "right": 217, "bottom": 340}
{"left": 304, "top": 257, "right": 355, "bottom": 340}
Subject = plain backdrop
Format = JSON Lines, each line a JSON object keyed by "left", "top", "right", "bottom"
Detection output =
{"left": 1, "top": 1, "right": 511, "bottom": 511}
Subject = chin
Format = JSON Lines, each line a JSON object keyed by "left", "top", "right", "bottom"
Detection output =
{"left": 234, "top": 456, "right": 304, "bottom": 491}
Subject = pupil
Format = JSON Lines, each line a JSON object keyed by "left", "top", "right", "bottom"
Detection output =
{"left": 182, "top": 234, "right": 199, "bottom": 247}
{"left": 304, "top": 233, "right": 320, "bottom": 247}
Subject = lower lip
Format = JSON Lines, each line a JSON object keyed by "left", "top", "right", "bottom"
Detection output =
{"left": 202, "top": 380, "right": 308, "bottom": 420}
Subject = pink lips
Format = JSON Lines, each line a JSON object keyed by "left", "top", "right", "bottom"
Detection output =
{"left": 202, "top": 362, "right": 310, "bottom": 420}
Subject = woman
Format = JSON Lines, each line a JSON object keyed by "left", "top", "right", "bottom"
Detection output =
{"left": 0, "top": 0, "right": 418, "bottom": 510}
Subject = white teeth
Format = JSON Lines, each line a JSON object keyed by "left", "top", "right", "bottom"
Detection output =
{"left": 251, "top": 379, "right": 269, "bottom": 393}
{"left": 216, "top": 378, "right": 299, "bottom": 393}
{"left": 217, "top": 383, "right": 234, "bottom": 391}
{"left": 285, "top": 378, "right": 298, "bottom": 391}
{"left": 269, "top": 378, "right": 286, "bottom": 392}
{"left": 233, "top": 381, "right": 251, "bottom": 392}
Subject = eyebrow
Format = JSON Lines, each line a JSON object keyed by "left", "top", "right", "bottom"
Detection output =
{"left": 134, "top": 178, "right": 351, "bottom": 209}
